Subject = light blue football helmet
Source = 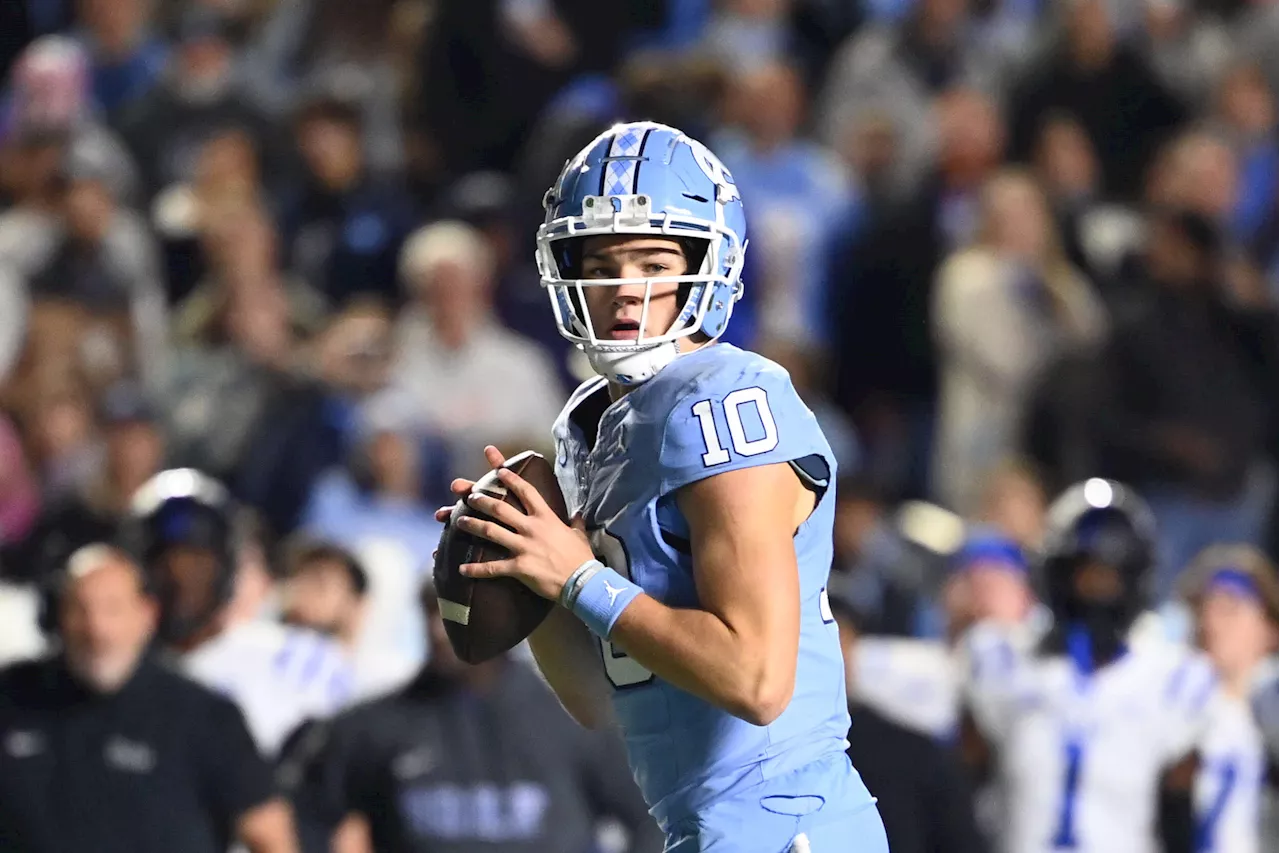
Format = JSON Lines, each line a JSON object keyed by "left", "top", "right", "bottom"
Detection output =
{"left": 536, "top": 121, "right": 749, "bottom": 385}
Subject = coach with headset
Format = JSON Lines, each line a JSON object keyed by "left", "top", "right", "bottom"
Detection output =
{"left": 0, "top": 544, "right": 298, "bottom": 853}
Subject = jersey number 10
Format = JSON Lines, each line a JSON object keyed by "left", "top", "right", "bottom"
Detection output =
{"left": 693, "top": 388, "right": 779, "bottom": 467}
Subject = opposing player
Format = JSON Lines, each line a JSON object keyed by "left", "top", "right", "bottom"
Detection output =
{"left": 435, "top": 122, "right": 888, "bottom": 851}
{"left": 1178, "top": 545, "right": 1276, "bottom": 853}
{"left": 962, "top": 478, "right": 1215, "bottom": 853}
{"left": 125, "top": 469, "right": 354, "bottom": 756}
{"left": 852, "top": 527, "right": 1045, "bottom": 741}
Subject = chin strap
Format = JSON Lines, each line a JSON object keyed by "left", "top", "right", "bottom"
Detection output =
{"left": 586, "top": 339, "right": 682, "bottom": 386}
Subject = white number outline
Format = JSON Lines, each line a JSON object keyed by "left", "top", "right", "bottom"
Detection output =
{"left": 590, "top": 529, "right": 653, "bottom": 688}
{"left": 692, "top": 387, "right": 780, "bottom": 467}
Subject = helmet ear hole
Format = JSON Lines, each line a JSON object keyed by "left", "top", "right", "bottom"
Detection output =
{"left": 678, "top": 238, "right": 710, "bottom": 275}
{"left": 554, "top": 238, "right": 584, "bottom": 278}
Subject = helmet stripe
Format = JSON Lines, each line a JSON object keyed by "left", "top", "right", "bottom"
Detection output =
{"left": 597, "top": 133, "right": 615, "bottom": 196}
{"left": 632, "top": 127, "right": 654, "bottom": 194}
{"left": 603, "top": 128, "right": 646, "bottom": 196}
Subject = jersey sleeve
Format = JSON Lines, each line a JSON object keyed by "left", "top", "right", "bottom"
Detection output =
{"left": 1157, "top": 651, "right": 1218, "bottom": 764}
{"left": 658, "top": 358, "right": 830, "bottom": 495}
{"left": 552, "top": 376, "right": 608, "bottom": 517}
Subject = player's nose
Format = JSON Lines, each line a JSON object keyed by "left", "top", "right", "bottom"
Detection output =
{"left": 611, "top": 279, "right": 647, "bottom": 305}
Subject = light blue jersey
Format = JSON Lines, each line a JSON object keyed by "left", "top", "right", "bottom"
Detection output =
{"left": 553, "top": 344, "right": 877, "bottom": 843}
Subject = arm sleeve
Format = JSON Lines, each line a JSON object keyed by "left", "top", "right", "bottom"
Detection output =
{"left": 1158, "top": 655, "right": 1218, "bottom": 765}
{"left": 199, "top": 694, "right": 278, "bottom": 825}
{"left": 658, "top": 360, "right": 828, "bottom": 496}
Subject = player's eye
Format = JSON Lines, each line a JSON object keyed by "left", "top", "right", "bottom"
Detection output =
{"left": 641, "top": 263, "right": 669, "bottom": 276}
{"left": 582, "top": 263, "right": 615, "bottom": 279}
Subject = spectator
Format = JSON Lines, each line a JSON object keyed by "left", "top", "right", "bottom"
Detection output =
{"left": 833, "top": 87, "right": 1005, "bottom": 498}
{"left": 301, "top": 392, "right": 443, "bottom": 671}
{"left": 245, "top": 0, "right": 405, "bottom": 175}
{"left": 931, "top": 169, "right": 1106, "bottom": 514}
{"left": 283, "top": 581, "right": 663, "bottom": 853}
{"left": 702, "top": 0, "right": 794, "bottom": 74}
{"left": 115, "top": 5, "right": 277, "bottom": 204}
{"left": 1, "top": 36, "right": 139, "bottom": 205}
{"left": 1008, "top": 0, "right": 1186, "bottom": 200}
{"left": 0, "top": 544, "right": 298, "bottom": 852}
{"left": 1092, "top": 209, "right": 1268, "bottom": 597}
{"left": 415, "top": 0, "right": 644, "bottom": 174}
{"left": 281, "top": 539, "right": 418, "bottom": 703}
{"left": 0, "top": 129, "right": 63, "bottom": 271}
{"left": 1210, "top": 65, "right": 1278, "bottom": 264}
{"left": 27, "top": 138, "right": 168, "bottom": 391}
{"left": 817, "top": 0, "right": 998, "bottom": 196}
{"left": 233, "top": 299, "right": 395, "bottom": 536}
{"left": 130, "top": 468, "right": 354, "bottom": 756}
{"left": 830, "top": 475, "right": 929, "bottom": 637}
{"left": 19, "top": 372, "right": 103, "bottom": 506}
{"left": 5, "top": 380, "right": 164, "bottom": 586}
{"left": 164, "top": 260, "right": 297, "bottom": 482}
{"left": 145, "top": 125, "right": 262, "bottom": 302}
{"left": 392, "top": 220, "right": 563, "bottom": 473}
{"left": 1030, "top": 111, "right": 1147, "bottom": 285}
{"left": 448, "top": 170, "right": 577, "bottom": 387}
{"left": 278, "top": 92, "right": 416, "bottom": 307}
{"left": 714, "top": 61, "right": 860, "bottom": 345}
{"left": 76, "top": 0, "right": 167, "bottom": 119}
{"left": 1227, "top": 0, "right": 1278, "bottom": 95}
{"left": 0, "top": 413, "right": 39, "bottom": 548}
{"left": 830, "top": 583, "right": 990, "bottom": 853}
{"left": 1139, "top": 0, "right": 1234, "bottom": 107}
{"left": 972, "top": 457, "right": 1047, "bottom": 549}
{"left": 1176, "top": 545, "right": 1276, "bottom": 853}
{"left": 759, "top": 339, "right": 861, "bottom": 475}
{"left": 173, "top": 198, "right": 329, "bottom": 348}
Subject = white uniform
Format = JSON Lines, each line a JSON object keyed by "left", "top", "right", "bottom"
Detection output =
{"left": 852, "top": 637, "right": 961, "bottom": 738}
{"left": 853, "top": 610, "right": 1050, "bottom": 739}
{"left": 181, "top": 621, "right": 354, "bottom": 756}
{"left": 1194, "top": 688, "right": 1266, "bottom": 853}
{"left": 963, "top": 621, "right": 1216, "bottom": 853}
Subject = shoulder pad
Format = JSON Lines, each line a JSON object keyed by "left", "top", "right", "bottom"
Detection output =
{"left": 650, "top": 346, "right": 831, "bottom": 495}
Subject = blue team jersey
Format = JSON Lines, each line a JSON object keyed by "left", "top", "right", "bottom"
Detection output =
{"left": 552, "top": 344, "right": 863, "bottom": 830}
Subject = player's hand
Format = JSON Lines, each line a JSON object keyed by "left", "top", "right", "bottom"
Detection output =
{"left": 455, "top": 460, "right": 594, "bottom": 602}
{"left": 433, "top": 446, "right": 507, "bottom": 523}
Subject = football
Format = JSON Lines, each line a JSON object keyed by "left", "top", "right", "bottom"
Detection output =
{"left": 432, "top": 450, "right": 567, "bottom": 664}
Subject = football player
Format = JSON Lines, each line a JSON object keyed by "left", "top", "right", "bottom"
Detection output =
{"left": 961, "top": 478, "right": 1215, "bottom": 853}
{"left": 854, "top": 527, "right": 1043, "bottom": 740}
{"left": 1178, "top": 544, "right": 1277, "bottom": 853}
{"left": 435, "top": 122, "right": 889, "bottom": 852}
{"left": 125, "top": 468, "right": 354, "bottom": 756}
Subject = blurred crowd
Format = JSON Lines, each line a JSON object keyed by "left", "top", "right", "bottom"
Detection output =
{"left": 0, "top": 0, "right": 1275, "bottom": 850}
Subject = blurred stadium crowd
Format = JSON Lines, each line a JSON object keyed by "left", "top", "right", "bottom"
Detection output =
{"left": 0, "top": 0, "right": 1276, "bottom": 850}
